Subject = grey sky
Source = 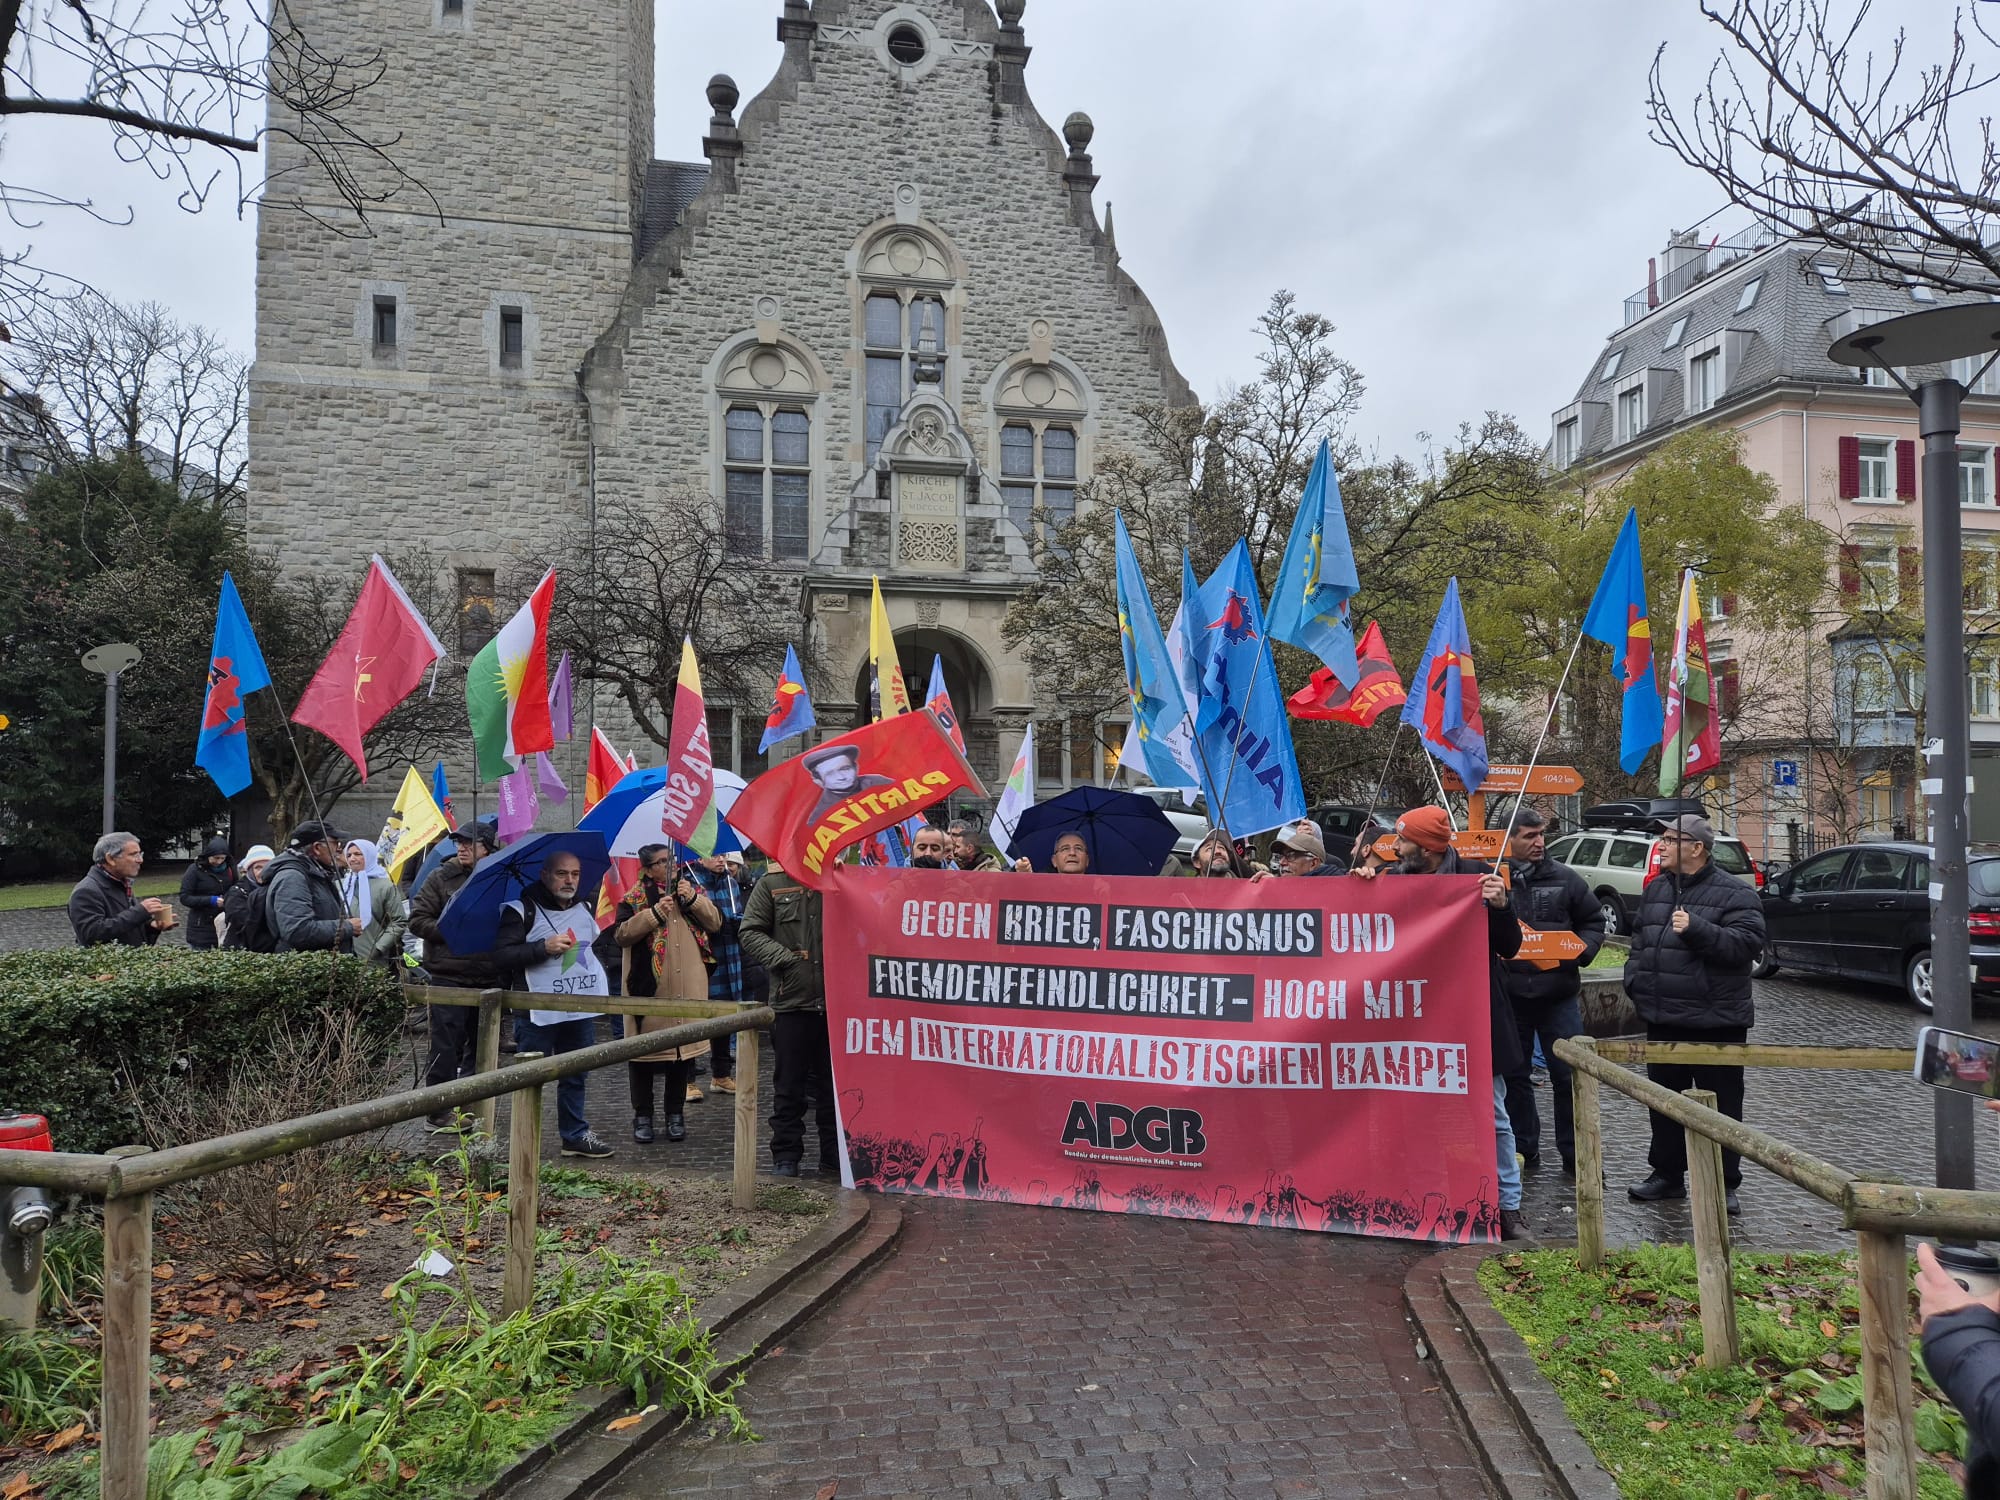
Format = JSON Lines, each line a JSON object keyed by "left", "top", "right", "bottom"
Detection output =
{"left": 18, "top": 1, "right": 1741, "bottom": 460}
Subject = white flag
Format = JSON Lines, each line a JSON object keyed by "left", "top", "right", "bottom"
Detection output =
{"left": 991, "top": 723, "right": 1037, "bottom": 860}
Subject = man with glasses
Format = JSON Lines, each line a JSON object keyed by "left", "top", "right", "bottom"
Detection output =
{"left": 69, "top": 832, "right": 175, "bottom": 946}
{"left": 1624, "top": 814, "right": 1765, "bottom": 1214}
{"left": 1250, "top": 820, "right": 1346, "bottom": 881}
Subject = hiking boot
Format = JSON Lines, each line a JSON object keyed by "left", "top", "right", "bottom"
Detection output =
{"left": 685, "top": 1083, "right": 704, "bottom": 1104}
{"left": 561, "top": 1131, "right": 615, "bottom": 1160}
{"left": 1627, "top": 1173, "right": 1686, "bottom": 1202}
{"left": 664, "top": 1114, "right": 686, "bottom": 1142}
{"left": 632, "top": 1115, "right": 655, "bottom": 1144}
{"left": 1499, "top": 1208, "right": 1538, "bottom": 1243}
{"left": 714, "top": 1077, "right": 738, "bottom": 1095}
{"left": 771, "top": 1159, "right": 800, "bottom": 1178}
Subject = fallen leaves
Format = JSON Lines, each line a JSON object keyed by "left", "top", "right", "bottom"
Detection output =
{"left": 605, "top": 1405, "right": 658, "bottom": 1434}
{"left": 41, "top": 1426, "right": 84, "bottom": 1455}
{"left": 1, "top": 1473, "right": 39, "bottom": 1500}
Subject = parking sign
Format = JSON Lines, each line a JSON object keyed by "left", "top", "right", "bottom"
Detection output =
{"left": 1772, "top": 759, "right": 1800, "bottom": 788}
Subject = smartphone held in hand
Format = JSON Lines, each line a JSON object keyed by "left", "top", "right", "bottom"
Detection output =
{"left": 1915, "top": 1024, "right": 2000, "bottom": 1097}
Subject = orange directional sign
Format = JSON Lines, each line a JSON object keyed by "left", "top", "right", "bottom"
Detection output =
{"left": 1449, "top": 829, "right": 1507, "bottom": 860}
{"left": 1370, "top": 834, "right": 1399, "bottom": 864}
{"left": 1441, "top": 765, "right": 1585, "bottom": 796}
{"left": 1516, "top": 925, "right": 1591, "bottom": 972}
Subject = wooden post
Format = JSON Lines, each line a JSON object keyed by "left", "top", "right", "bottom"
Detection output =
{"left": 101, "top": 1190, "right": 153, "bottom": 1500}
{"left": 733, "top": 1027, "right": 760, "bottom": 1211}
{"left": 1856, "top": 1230, "right": 1919, "bottom": 1500}
{"left": 474, "top": 990, "right": 504, "bottom": 1137}
{"left": 1570, "top": 1037, "right": 1604, "bottom": 1270}
{"left": 1683, "top": 1088, "right": 1741, "bottom": 1369}
{"left": 502, "top": 1075, "right": 543, "bottom": 1318}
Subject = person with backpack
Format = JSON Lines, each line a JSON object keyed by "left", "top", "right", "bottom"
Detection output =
{"left": 263, "top": 822, "right": 361, "bottom": 955}
{"left": 219, "top": 846, "right": 277, "bottom": 951}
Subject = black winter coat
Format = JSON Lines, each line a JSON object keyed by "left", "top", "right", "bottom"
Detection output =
{"left": 263, "top": 849, "right": 353, "bottom": 954}
{"left": 1921, "top": 1304, "right": 2000, "bottom": 1498}
{"left": 179, "top": 839, "right": 235, "bottom": 950}
{"left": 220, "top": 872, "right": 270, "bottom": 951}
{"left": 1622, "top": 862, "right": 1765, "bottom": 1031}
{"left": 408, "top": 857, "right": 501, "bottom": 986}
{"left": 1391, "top": 850, "right": 1525, "bottom": 1078}
{"left": 67, "top": 866, "right": 161, "bottom": 948}
{"left": 1503, "top": 857, "right": 1606, "bottom": 1008}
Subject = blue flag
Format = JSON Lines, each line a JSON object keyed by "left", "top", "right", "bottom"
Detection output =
{"left": 431, "top": 760, "right": 455, "bottom": 826}
{"left": 759, "top": 643, "right": 817, "bottom": 753}
{"left": 194, "top": 572, "right": 272, "bottom": 797}
{"left": 1265, "top": 439, "right": 1362, "bottom": 687}
{"left": 1112, "top": 512, "right": 1200, "bottom": 789}
{"left": 1400, "top": 578, "right": 1489, "bottom": 793}
{"left": 1190, "top": 540, "right": 1307, "bottom": 837}
{"left": 1578, "top": 508, "right": 1666, "bottom": 775}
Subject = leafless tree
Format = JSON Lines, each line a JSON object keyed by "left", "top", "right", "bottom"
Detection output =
{"left": 6, "top": 292, "right": 245, "bottom": 499}
{"left": 1650, "top": 1, "right": 2000, "bottom": 294}
{"left": 0, "top": 0, "right": 425, "bottom": 324}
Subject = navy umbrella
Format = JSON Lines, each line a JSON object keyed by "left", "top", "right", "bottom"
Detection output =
{"left": 437, "top": 829, "right": 612, "bottom": 954}
{"left": 1010, "top": 786, "right": 1179, "bottom": 877}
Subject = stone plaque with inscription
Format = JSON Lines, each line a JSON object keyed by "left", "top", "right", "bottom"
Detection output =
{"left": 896, "top": 471, "right": 963, "bottom": 571}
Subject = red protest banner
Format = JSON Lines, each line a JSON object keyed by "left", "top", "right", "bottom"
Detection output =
{"left": 823, "top": 869, "right": 1500, "bottom": 1242}
{"left": 727, "top": 710, "right": 985, "bottom": 889}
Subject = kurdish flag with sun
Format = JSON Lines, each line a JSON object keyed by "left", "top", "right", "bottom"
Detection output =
{"left": 468, "top": 568, "right": 558, "bottom": 782}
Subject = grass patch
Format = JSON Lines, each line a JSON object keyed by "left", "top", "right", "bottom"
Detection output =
{"left": 0, "top": 875, "right": 177, "bottom": 913}
{"left": 1481, "top": 1246, "right": 1962, "bottom": 1499}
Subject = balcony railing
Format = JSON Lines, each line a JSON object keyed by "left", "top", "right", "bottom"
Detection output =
{"left": 1622, "top": 222, "right": 1783, "bottom": 327}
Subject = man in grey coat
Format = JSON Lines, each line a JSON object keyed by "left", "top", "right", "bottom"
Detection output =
{"left": 262, "top": 822, "right": 361, "bottom": 955}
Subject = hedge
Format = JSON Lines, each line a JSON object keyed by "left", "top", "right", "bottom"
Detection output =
{"left": 0, "top": 949, "right": 405, "bottom": 1156}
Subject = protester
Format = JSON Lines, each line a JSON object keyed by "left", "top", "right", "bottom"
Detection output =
{"left": 494, "top": 849, "right": 615, "bottom": 1159}
{"left": 1920, "top": 1160, "right": 2000, "bottom": 1494}
{"left": 408, "top": 823, "right": 503, "bottom": 1127}
{"left": 1191, "top": 828, "right": 1249, "bottom": 879}
{"left": 1047, "top": 833, "right": 1091, "bottom": 874}
{"left": 263, "top": 822, "right": 362, "bottom": 955}
{"left": 1350, "top": 820, "right": 1396, "bottom": 873}
{"left": 178, "top": 838, "right": 234, "bottom": 950}
{"left": 1251, "top": 818, "right": 1345, "bottom": 882}
{"left": 740, "top": 862, "right": 838, "bottom": 1177}
{"left": 343, "top": 839, "right": 410, "bottom": 972}
{"left": 69, "top": 832, "right": 174, "bottom": 947}
{"left": 910, "top": 826, "right": 950, "bottom": 869}
{"left": 1624, "top": 814, "right": 1765, "bottom": 1214}
{"left": 1501, "top": 807, "right": 1605, "bottom": 1177}
{"left": 947, "top": 821, "right": 1007, "bottom": 872}
{"left": 687, "top": 851, "right": 756, "bottom": 1096}
{"left": 218, "top": 844, "right": 276, "bottom": 951}
{"left": 1356, "top": 804, "right": 1532, "bottom": 1241}
{"left": 615, "top": 846, "right": 722, "bottom": 1144}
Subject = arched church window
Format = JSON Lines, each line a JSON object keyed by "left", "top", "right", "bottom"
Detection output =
{"left": 724, "top": 404, "right": 812, "bottom": 561}
{"left": 999, "top": 421, "right": 1077, "bottom": 543}
{"left": 864, "top": 292, "right": 945, "bottom": 463}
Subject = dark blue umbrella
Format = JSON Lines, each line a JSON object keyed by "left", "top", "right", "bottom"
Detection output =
{"left": 437, "top": 829, "right": 612, "bottom": 954}
{"left": 1010, "top": 787, "right": 1179, "bottom": 877}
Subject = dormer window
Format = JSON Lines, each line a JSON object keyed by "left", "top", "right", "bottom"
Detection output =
{"left": 1814, "top": 262, "right": 1847, "bottom": 294}
{"left": 1553, "top": 417, "right": 1580, "bottom": 468}
{"left": 1600, "top": 350, "right": 1624, "bottom": 382}
{"left": 1735, "top": 277, "right": 1763, "bottom": 313}
{"left": 1662, "top": 316, "right": 1688, "bottom": 349}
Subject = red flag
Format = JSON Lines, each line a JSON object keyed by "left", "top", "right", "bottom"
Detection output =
{"left": 1288, "top": 621, "right": 1407, "bottom": 727}
{"left": 584, "top": 727, "right": 627, "bottom": 812}
{"left": 727, "top": 710, "right": 985, "bottom": 889}
{"left": 292, "top": 556, "right": 446, "bottom": 781}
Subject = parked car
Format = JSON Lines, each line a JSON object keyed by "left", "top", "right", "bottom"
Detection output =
{"left": 1128, "top": 785, "right": 1211, "bottom": 857}
{"left": 1754, "top": 840, "right": 2000, "bottom": 1011}
{"left": 1306, "top": 803, "right": 1399, "bottom": 864}
{"left": 1545, "top": 824, "right": 1759, "bottom": 938}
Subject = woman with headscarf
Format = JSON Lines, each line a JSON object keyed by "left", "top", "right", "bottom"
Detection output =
{"left": 343, "top": 839, "right": 410, "bottom": 970}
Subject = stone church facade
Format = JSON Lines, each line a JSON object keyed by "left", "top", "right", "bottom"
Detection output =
{"left": 250, "top": 0, "right": 1192, "bottom": 807}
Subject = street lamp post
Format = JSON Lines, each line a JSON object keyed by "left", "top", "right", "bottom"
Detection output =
{"left": 80, "top": 644, "right": 142, "bottom": 837}
{"left": 1831, "top": 305, "right": 2000, "bottom": 1213}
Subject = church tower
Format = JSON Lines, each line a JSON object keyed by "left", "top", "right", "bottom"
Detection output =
{"left": 247, "top": 0, "right": 656, "bottom": 609}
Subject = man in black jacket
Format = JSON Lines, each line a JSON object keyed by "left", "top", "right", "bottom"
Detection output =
{"left": 178, "top": 838, "right": 235, "bottom": 950}
{"left": 1357, "top": 805, "right": 1533, "bottom": 1241}
{"left": 1502, "top": 808, "right": 1605, "bottom": 1177}
{"left": 408, "top": 823, "right": 502, "bottom": 1122}
{"left": 68, "top": 832, "right": 174, "bottom": 947}
{"left": 263, "top": 822, "right": 361, "bottom": 955}
{"left": 1624, "top": 814, "right": 1766, "bottom": 1212}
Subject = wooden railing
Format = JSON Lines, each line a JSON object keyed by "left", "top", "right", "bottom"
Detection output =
{"left": 1556, "top": 1035, "right": 1977, "bottom": 1500}
{"left": 0, "top": 999, "right": 775, "bottom": 1500}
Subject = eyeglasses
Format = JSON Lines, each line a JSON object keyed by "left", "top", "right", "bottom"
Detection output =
{"left": 643, "top": 859, "right": 671, "bottom": 869}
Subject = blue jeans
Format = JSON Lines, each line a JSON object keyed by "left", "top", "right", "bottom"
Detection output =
{"left": 1493, "top": 1076, "right": 1521, "bottom": 1211}
{"left": 515, "top": 1017, "right": 596, "bottom": 1143}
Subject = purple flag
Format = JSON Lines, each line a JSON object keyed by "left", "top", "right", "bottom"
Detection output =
{"left": 548, "top": 651, "right": 574, "bottom": 743}
{"left": 534, "top": 750, "right": 569, "bottom": 807}
{"left": 494, "top": 763, "right": 541, "bottom": 846}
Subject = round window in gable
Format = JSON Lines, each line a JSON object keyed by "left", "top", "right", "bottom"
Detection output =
{"left": 886, "top": 24, "right": 928, "bottom": 65}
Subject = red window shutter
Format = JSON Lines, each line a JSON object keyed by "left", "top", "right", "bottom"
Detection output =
{"left": 1897, "top": 439, "right": 1918, "bottom": 500}
{"left": 1839, "top": 544, "right": 1862, "bottom": 598}
{"left": 1839, "top": 436, "right": 1861, "bottom": 499}
{"left": 1719, "top": 660, "right": 1741, "bottom": 718}
{"left": 1720, "top": 592, "right": 1739, "bottom": 618}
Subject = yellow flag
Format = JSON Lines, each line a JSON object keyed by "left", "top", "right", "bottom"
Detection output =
{"left": 379, "top": 766, "right": 450, "bottom": 880}
{"left": 869, "top": 576, "right": 911, "bottom": 719}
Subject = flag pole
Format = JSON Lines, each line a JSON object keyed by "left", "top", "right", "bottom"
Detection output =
{"left": 1215, "top": 645, "right": 1270, "bottom": 823}
{"left": 1360, "top": 720, "right": 1406, "bottom": 828}
{"left": 254, "top": 676, "right": 331, "bottom": 833}
{"left": 1422, "top": 748, "right": 1459, "bottom": 831}
{"left": 1497, "top": 630, "right": 1590, "bottom": 853}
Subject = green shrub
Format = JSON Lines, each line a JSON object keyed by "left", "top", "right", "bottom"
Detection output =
{"left": 0, "top": 949, "right": 403, "bottom": 1156}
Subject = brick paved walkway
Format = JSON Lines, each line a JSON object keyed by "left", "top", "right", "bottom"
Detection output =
{"left": 605, "top": 1194, "right": 1488, "bottom": 1500}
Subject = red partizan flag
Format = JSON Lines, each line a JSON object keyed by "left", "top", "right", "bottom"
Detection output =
{"left": 292, "top": 556, "right": 446, "bottom": 781}
{"left": 1287, "top": 620, "right": 1407, "bottom": 727}
{"left": 727, "top": 710, "right": 985, "bottom": 890}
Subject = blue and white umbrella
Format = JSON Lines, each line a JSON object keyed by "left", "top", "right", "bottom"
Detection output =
{"left": 575, "top": 765, "right": 748, "bottom": 857}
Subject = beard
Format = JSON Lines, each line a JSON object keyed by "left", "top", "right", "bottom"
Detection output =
{"left": 1395, "top": 849, "right": 1434, "bottom": 874}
